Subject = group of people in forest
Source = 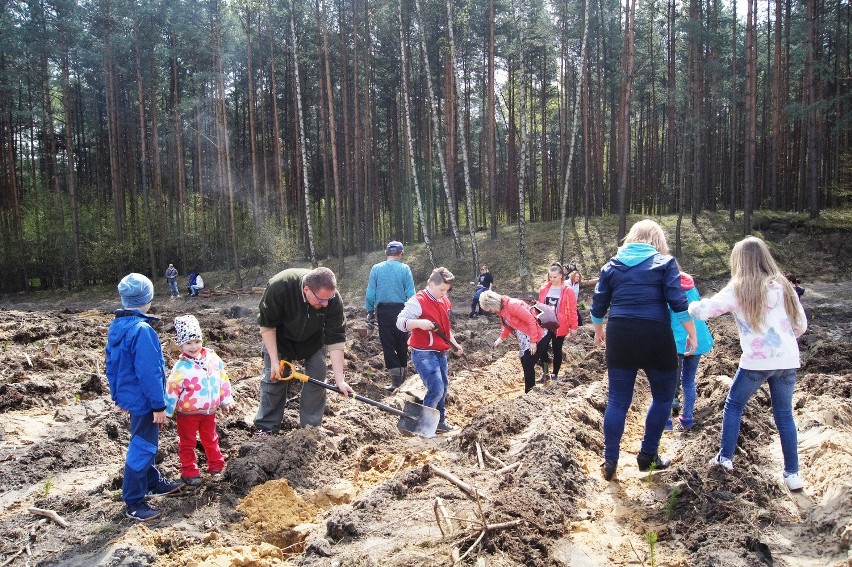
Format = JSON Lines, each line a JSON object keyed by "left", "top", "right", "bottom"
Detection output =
{"left": 164, "top": 264, "right": 205, "bottom": 298}
{"left": 105, "top": 219, "right": 807, "bottom": 524}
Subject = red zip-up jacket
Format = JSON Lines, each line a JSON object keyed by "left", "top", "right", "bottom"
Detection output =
{"left": 538, "top": 282, "right": 579, "bottom": 337}
{"left": 498, "top": 296, "right": 545, "bottom": 343}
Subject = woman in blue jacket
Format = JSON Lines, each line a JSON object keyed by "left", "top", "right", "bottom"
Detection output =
{"left": 591, "top": 220, "right": 697, "bottom": 481}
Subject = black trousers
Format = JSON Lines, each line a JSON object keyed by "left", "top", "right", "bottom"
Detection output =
{"left": 377, "top": 303, "right": 409, "bottom": 369}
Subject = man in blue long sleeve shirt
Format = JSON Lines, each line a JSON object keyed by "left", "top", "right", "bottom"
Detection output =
{"left": 366, "top": 241, "right": 416, "bottom": 390}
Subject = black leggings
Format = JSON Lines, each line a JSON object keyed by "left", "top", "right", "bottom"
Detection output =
{"left": 520, "top": 335, "right": 551, "bottom": 393}
{"left": 541, "top": 331, "right": 566, "bottom": 376}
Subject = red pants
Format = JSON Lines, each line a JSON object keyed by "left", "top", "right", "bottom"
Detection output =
{"left": 176, "top": 413, "right": 225, "bottom": 478}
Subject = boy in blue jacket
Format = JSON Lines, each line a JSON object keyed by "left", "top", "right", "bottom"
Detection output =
{"left": 105, "top": 273, "right": 184, "bottom": 521}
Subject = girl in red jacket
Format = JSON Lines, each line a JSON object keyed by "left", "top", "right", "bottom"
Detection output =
{"left": 479, "top": 290, "right": 549, "bottom": 393}
{"left": 538, "top": 262, "right": 579, "bottom": 382}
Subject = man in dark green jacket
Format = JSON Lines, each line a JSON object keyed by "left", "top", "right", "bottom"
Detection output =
{"left": 253, "top": 267, "right": 353, "bottom": 434}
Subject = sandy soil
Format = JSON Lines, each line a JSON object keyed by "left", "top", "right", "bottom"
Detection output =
{"left": 0, "top": 281, "right": 849, "bottom": 566}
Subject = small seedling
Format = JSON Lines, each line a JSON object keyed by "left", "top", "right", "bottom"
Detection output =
{"left": 42, "top": 477, "right": 54, "bottom": 497}
{"left": 665, "top": 486, "right": 682, "bottom": 520}
{"left": 645, "top": 530, "right": 658, "bottom": 567}
{"left": 645, "top": 461, "right": 658, "bottom": 485}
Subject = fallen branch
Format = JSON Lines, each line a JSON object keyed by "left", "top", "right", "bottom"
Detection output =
{"left": 28, "top": 507, "right": 69, "bottom": 528}
{"left": 474, "top": 441, "right": 485, "bottom": 470}
{"left": 480, "top": 446, "right": 506, "bottom": 468}
{"left": 433, "top": 497, "right": 455, "bottom": 537}
{"left": 496, "top": 461, "right": 521, "bottom": 474}
{"left": 428, "top": 464, "right": 485, "bottom": 499}
{"left": 1, "top": 548, "right": 24, "bottom": 567}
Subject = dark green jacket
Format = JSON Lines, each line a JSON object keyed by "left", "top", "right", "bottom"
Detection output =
{"left": 257, "top": 268, "right": 346, "bottom": 361}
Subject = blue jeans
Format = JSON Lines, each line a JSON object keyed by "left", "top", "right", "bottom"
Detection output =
{"left": 604, "top": 367, "right": 677, "bottom": 461}
{"left": 678, "top": 354, "right": 701, "bottom": 421}
{"left": 719, "top": 367, "right": 799, "bottom": 474}
{"left": 190, "top": 284, "right": 204, "bottom": 296}
{"left": 167, "top": 279, "right": 179, "bottom": 297}
{"left": 411, "top": 349, "right": 449, "bottom": 424}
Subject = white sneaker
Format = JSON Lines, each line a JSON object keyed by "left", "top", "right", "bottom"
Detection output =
{"left": 784, "top": 472, "right": 804, "bottom": 491}
{"left": 708, "top": 454, "right": 733, "bottom": 471}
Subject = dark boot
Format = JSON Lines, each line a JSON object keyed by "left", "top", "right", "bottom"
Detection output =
{"left": 384, "top": 368, "right": 405, "bottom": 391}
{"left": 637, "top": 450, "right": 671, "bottom": 472}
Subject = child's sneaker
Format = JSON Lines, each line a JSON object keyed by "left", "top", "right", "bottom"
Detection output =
{"left": 181, "top": 476, "right": 202, "bottom": 487}
{"left": 784, "top": 472, "right": 804, "bottom": 491}
{"left": 664, "top": 419, "right": 673, "bottom": 431}
{"left": 125, "top": 501, "right": 161, "bottom": 522}
{"left": 708, "top": 454, "right": 734, "bottom": 471}
{"left": 674, "top": 417, "right": 694, "bottom": 431}
{"left": 147, "top": 478, "right": 185, "bottom": 497}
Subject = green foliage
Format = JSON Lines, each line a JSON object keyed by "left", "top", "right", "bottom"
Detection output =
{"left": 645, "top": 530, "right": 659, "bottom": 567}
{"left": 665, "top": 486, "right": 682, "bottom": 521}
{"left": 42, "top": 477, "right": 54, "bottom": 497}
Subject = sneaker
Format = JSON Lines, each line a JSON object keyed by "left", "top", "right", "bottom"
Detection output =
{"left": 125, "top": 501, "right": 161, "bottom": 522}
{"left": 708, "top": 454, "right": 734, "bottom": 471}
{"left": 601, "top": 459, "right": 617, "bottom": 481}
{"left": 209, "top": 470, "right": 224, "bottom": 481}
{"left": 637, "top": 451, "right": 671, "bottom": 472}
{"left": 436, "top": 422, "right": 457, "bottom": 433}
{"left": 146, "top": 478, "right": 185, "bottom": 497}
{"left": 181, "top": 476, "right": 202, "bottom": 487}
{"left": 664, "top": 419, "right": 673, "bottom": 432}
{"left": 784, "top": 472, "right": 804, "bottom": 491}
{"left": 675, "top": 417, "right": 694, "bottom": 431}
{"left": 254, "top": 428, "right": 271, "bottom": 438}
{"left": 539, "top": 373, "right": 551, "bottom": 384}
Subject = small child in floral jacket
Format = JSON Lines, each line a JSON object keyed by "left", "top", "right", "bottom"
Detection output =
{"left": 166, "top": 315, "right": 234, "bottom": 485}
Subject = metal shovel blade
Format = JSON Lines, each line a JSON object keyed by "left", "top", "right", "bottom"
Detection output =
{"left": 300, "top": 376, "right": 440, "bottom": 438}
{"left": 397, "top": 400, "right": 440, "bottom": 438}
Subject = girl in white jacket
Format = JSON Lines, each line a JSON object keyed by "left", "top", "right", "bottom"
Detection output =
{"left": 689, "top": 236, "right": 807, "bottom": 491}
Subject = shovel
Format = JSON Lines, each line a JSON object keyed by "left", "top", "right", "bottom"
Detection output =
{"left": 279, "top": 361, "right": 439, "bottom": 438}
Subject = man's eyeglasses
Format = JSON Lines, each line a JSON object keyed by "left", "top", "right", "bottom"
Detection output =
{"left": 308, "top": 288, "right": 336, "bottom": 304}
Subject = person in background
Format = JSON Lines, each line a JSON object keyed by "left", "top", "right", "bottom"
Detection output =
{"left": 396, "top": 267, "right": 463, "bottom": 433}
{"left": 666, "top": 270, "right": 714, "bottom": 432}
{"left": 365, "top": 241, "right": 416, "bottom": 391}
{"left": 692, "top": 236, "right": 807, "bottom": 491}
{"left": 591, "top": 219, "right": 697, "bottom": 481}
{"left": 478, "top": 290, "right": 549, "bottom": 394}
{"left": 189, "top": 272, "right": 205, "bottom": 297}
{"left": 166, "top": 315, "right": 234, "bottom": 487}
{"left": 165, "top": 264, "right": 179, "bottom": 299}
{"left": 785, "top": 273, "right": 805, "bottom": 298}
{"left": 537, "top": 262, "right": 578, "bottom": 383}
{"left": 469, "top": 265, "right": 494, "bottom": 318}
{"left": 105, "top": 273, "right": 185, "bottom": 522}
{"left": 253, "top": 267, "right": 353, "bottom": 436}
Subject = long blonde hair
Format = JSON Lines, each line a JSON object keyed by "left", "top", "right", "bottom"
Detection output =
{"left": 623, "top": 219, "right": 669, "bottom": 255}
{"left": 730, "top": 236, "right": 802, "bottom": 330}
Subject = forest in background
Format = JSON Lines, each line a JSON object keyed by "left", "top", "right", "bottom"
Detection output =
{"left": 0, "top": 0, "right": 849, "bottom": 292}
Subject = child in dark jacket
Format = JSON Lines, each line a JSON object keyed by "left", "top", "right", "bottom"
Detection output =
{"left": 105, "top": 273, "right": 185, "bottom": 521}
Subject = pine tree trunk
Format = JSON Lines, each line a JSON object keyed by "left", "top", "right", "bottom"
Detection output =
{"left": 398, "top": 0, "right": 435, "bottom": 267}
{"left": 413, "top": 0, "right": 463, "bottom": 259}
{"left": 320, "top": 0, "right": 344, "bottom": 274}
{"left": 291, "top": 4, "right": 317, "bottom": 267}
{"left": 558, "top": 0, "right": 588, "bottom": 263}
{"left": 443, "top": 0, "right": 479, "bottom": 277}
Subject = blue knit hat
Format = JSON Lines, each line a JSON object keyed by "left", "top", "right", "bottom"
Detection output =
{"left": 118, "top": 273, "right": 154, "bottom": 308}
